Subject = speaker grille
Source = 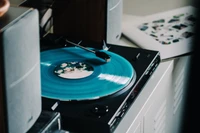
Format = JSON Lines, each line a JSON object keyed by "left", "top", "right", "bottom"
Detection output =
{"left": 0, "top": 7, "right": 41, "bottom": 133}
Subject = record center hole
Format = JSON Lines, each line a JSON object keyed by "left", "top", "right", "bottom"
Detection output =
{"left": 54, "top": 62, "right": 94, "bottom": 79}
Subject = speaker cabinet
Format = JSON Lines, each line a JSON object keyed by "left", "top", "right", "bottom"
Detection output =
{"left": 53, "top": 0, "right": 123, "bottom": 44}
{"left": 0, "top": 7, "right": 41, "bottom": 133}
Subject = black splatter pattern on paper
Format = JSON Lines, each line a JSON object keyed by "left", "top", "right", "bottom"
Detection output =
{"left": 137, "top": 12, "right": 197, "bottom": 45}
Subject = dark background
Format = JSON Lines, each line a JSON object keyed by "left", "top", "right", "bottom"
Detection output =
{"left": 181, "top": 0, "right": 200, "bottom": 132}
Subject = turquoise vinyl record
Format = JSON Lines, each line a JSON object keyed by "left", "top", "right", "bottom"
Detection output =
{"left": 40, "top": 47, "right": 136, "bottom": 101}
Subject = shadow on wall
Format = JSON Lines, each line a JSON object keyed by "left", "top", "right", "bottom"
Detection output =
{"left": 123, "top": 0, "right": 195, "bottom": 16}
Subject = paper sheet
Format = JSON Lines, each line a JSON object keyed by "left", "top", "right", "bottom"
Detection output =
{"left": 122, "top": 6, "right": 198, "bottom": 60}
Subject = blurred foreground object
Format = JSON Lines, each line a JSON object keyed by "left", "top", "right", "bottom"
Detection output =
{"left": 0, "top": 0, "right": 10, "bottom": 17}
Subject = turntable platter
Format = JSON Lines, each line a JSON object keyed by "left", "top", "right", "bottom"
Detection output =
{"left": 40, "top": 47, "right": 136, "bottom": 101}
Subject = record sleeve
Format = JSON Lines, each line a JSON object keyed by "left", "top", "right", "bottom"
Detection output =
{"left": 122, "top": 6, "right": 198, "bottom": 60}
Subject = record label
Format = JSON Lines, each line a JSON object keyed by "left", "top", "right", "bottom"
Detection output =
{"left": 40, "top": 47, "right": 136, "bottom": 101}
{"left": 54, "top": 62, "right": 94, "bottom": 79}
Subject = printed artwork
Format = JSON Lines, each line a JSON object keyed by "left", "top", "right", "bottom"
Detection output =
{"left": 137, "top": 12, "right": 197, "bottom": 45}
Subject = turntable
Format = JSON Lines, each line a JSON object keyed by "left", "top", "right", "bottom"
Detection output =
{"left": 40, "top": 35, "right": 161, "bottom": 133}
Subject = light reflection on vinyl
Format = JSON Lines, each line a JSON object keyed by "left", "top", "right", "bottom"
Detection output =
{"left": 40, "top": 47, "right": 136, "bottom": 101}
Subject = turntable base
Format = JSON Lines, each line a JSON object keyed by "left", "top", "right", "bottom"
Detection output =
{"left": 41, "top": 38, "right": 161, "bottom": 133}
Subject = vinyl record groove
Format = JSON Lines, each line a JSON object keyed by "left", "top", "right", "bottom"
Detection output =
{"left": 41, "top": 47, "right": 136, "bottom": 101}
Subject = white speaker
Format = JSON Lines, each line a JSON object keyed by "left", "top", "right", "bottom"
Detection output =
{"left": 106, "top": 0, "right": 123, "bottom": 44}
{"left": 53, "top": 0, "right": 123, "bottom": 44}
{"left": 0, "top": 6, "right": 41, "bottom": 133}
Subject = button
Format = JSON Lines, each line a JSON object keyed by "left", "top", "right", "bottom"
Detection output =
{"left": 91, "top": 104, "right": 109, "bottom": 117}
{"left": 147, "top": 54, "right": 151, "bottom": 58}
